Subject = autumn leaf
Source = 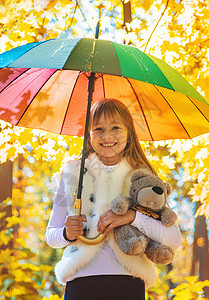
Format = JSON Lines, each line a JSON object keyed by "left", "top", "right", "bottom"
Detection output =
{"left": 6, "top": 215, "right": 24, "bottom": 227}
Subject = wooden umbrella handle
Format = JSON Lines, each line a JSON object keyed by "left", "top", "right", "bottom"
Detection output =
{"left": 74, "top": 198, "right": 106, "bottom": 245}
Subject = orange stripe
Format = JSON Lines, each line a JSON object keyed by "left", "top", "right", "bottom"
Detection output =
{"left": 61, "top": 73, "right": 88, "bottom": 136}
{"left": 19, "top": 70, "right": 79, "bottom": 133}
{"left": 103, "top": 75, "right": 152, "bottom": 140}
{"left": 61, "top": 73, "right": 105, "bottom": 136}
{"left": 189, "top": 96, "right": 209, "bottom": 121}
{"left": 129, "top": 80, "right": 189, "bottom": 140}
{"left": 157, "top": 86, "right": 209, "bottom": 138}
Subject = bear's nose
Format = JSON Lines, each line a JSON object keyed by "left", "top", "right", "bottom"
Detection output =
{"left": 152, "top": 186, "right": 163, "bottom": 195}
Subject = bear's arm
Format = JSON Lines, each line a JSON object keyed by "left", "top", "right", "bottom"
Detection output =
{"left": 160, "top": 207, "right": 177, "bottom": 227}
{"left": 111, "top": 196, "right": 132, "bottom": 215}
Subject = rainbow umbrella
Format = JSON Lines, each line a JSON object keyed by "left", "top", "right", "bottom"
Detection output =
{"left": 0, "top": 37, "right": 209, "bottom": 141}
{"left": 1, "top": 36, "right": 209, "bottom": 244}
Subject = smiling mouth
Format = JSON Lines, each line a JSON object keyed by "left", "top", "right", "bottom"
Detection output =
{"left": 100, "top": 143, "right": 117, "bottom": 147}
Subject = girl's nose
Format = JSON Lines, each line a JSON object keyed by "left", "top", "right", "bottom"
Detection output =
{"left": 102, "top": 129, "right": 112, "bottom": 140}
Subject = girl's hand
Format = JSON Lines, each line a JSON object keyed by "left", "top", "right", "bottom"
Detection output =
{"left": 97, "top": 209, "right": 136, "bottom": 236}
{"left": 64, "top": 214, "right": 87, "bottom": 240}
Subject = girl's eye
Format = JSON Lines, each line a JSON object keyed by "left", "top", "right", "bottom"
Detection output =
{"left": 94, "top": 127, "right": 103, "bottom": 131}
{"left": 112, "top": 126, "right": 120, "bottom": 130}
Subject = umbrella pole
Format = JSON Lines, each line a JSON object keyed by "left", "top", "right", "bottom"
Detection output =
{"left": 76, "top": 21, "right": 100, "bottom": 204}
{"left": 74, "top": 72, "right": 106, "bottom": 245}
{"left": 77, "top": 72, "right": 95, "bottom": 202}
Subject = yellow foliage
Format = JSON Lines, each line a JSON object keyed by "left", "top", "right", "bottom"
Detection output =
{"left": 133, "top": 0, "right": 154, "bottom": 10}
{"left": 0, "top": 248, "right": 12, "bottom": 263}
{"left": 18, "top": 22, "right": 33, "bottom": 33}
{"left": 0, "top": 213, "right": 55, "bottom": 298}
{"left": 42, "top": 295, "right": 64, "bottom": 300}
{"left": 0, "top": 211, "right": 6, "bottom": 218}
{"left": 6, "top": 146, "right": 18, "bottom": 160}
{"left": 20, "top": 262, "right": 40, "bottom": 271}
{"left": 6, "top": 215, "right": 24, "bottom": 227}
{"left": 9, "top": 285, "right": 31, "bottom": 296}
{"left": 15, "top": 237, "right": 27, "bottom": 247}
{"left": 39, "top": 264, "right": 54, "bottom": 272}
{"left": 14, "top": 268, "right": 32, "bottom": 282}
{"left": 171, "top": 276, "right": 209, "bottom": 299}
{"left": 196, "top": 201, "right": 209, "bottom": 218}
{"left": 0, "top": 230, "right": 13, "bottom": 246}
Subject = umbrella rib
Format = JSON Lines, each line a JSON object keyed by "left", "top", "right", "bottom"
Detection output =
{"left": 0, "top": 68, "right": 29, "bottom": 93}
{"left": 62, "top": 39, "right": 82, "bottom": 70}
{"left": 126, "top": 78, "right": 154, "bottom": 141}
{"left": 16, "top": 68, "right": 58, "bottom": 126}
{"left": 60, "top": 72, "right": 80, "bottom": 134}
{"left": 186, "top": 95, "right": 209, "bottom": 122}
{"left": 101, "top": 75, "right": 106, "bottom": 99}
{"left": 153, "top": 85, "right": 191, "bottom": 139}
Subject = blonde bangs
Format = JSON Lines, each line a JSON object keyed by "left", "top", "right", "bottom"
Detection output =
{"left": 90, "top": 99, "right": 131, "bottom": 127}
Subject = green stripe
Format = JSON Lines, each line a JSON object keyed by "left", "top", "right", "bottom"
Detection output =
{"left": 148, "top": 54, "right": 208, "bottom": 104}
{"left": 64, "top": 38, "right": 207, "bottom": 105}
{"left": 64, "top": 38, "right": 122, "bottom": 75}
{"left": 112, "top": 42, "right": 174, "bottom": 90}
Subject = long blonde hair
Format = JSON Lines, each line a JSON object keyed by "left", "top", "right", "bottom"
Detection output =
{"left": 86, "top": 98, "right": 156, "bottom": 174}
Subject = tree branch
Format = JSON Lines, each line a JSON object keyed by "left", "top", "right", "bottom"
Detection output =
{"left": 77, "top": 1, "right": 94, "bottom": 34}
{"left": 69, "top": 0, "right": 78, "bottom": 29}
{"left": 144, "top": 0, "right": 169, "bottom": 53}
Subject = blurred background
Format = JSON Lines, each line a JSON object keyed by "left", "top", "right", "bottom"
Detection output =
{"left": 0, "top": 1, "right": 209, "bottom": 299}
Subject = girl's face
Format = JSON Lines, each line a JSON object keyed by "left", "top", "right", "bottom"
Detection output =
{"left": 90, "top": 113, "right": 128, "bottom": 165}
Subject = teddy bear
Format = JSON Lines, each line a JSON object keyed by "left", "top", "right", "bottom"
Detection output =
{"left": 111, "top": 168, "right": 177, "bottom": 265}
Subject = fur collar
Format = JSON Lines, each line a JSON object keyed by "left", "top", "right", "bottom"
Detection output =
{"left": 85, "top": 153, "right": 132, "bottom": 177}
{"left": 55, "top": 153, "right": 158, "bottom": 289}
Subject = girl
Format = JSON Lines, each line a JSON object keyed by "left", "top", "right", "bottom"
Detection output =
{"left": 46, "top": 98, "right": 181, "bottom": 300}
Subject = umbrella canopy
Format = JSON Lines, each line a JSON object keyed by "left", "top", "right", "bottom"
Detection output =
{"left": 0, "top": 37, "right": 209, "bottom": 141}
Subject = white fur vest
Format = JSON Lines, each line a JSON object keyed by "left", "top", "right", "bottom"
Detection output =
{"left": 55, "top": 153, "right": 157, "bottom": 289}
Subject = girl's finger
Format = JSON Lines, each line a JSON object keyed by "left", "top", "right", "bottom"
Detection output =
{"left": 72, "top": 230, "right": 84, "bottom": 236}
{"left": 81, "top": 214, "right": 87, "bottom": 222}
{"left": 98, "top": 210, "right": 111, "bottom": 224}
{"left": 66, "top": 224, "right": 83, "bottom": 230}
{"left": 65, "top": 221, "right": 83, "bottom": 229}
{"left": 65, "top": 216, "right": 83, "bottom": 226}
{"left": 65, "top": 228, "right": 84, "bottom": 239}
{"left": 104, "top": 224, "right": 114, "bottom": 235}
{"left": 98, "top": 216, "right": 111, "bottom": 233}
{"left": 66, "top": 215, "right": 81, "bottom": 221}
{"left": 100, "top": 210, "right": 112, "bottom": 219}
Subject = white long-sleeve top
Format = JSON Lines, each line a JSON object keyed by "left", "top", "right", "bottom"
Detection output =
{"left": 46, "top": 173, "right": 181, "bottom": 282}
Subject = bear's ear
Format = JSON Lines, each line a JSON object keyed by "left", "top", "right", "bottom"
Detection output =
{"left": 131, "top": 168, "right": 152, "bottom": 183}
{"left": 165, "top": 182, "right": 172, "bottom": 196}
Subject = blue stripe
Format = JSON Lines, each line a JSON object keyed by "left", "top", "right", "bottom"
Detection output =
{"left": 0, "top": 42, "right": 43, "bottom": 68}
{"left": 7, "top": 38, "right": 80, "bottom": 69}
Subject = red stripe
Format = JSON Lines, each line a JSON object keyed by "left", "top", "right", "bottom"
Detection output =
{"left": 0, "top": 68, "right": 28, "bottom": 92}
{"left": 0, "top": 68, "right": 56, "bottom": 125}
